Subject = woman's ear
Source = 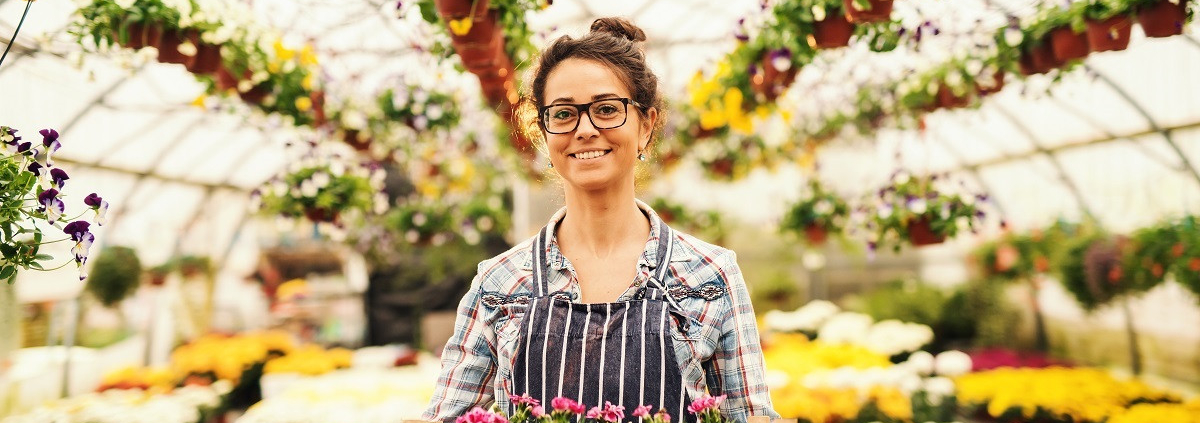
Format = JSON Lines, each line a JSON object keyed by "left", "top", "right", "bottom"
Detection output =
{"left": 639, "top": 107, "right": 657, "bottom": 151}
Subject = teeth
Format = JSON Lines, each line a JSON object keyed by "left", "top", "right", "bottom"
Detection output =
{"left": 574, "top": 150, "right": 609, "bottom": 160}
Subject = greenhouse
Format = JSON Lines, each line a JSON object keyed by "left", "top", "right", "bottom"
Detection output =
{"left": 1, "top": 0, "right": 1199, "bottom": 422}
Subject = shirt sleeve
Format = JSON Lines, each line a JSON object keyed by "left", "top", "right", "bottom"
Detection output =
{"left": 704, "top": 251, "right": 779, "bottom": 421}
{"left": 421, "top": 263, "right": 498, "bottom": 422}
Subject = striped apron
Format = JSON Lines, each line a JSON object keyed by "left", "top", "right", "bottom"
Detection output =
{"left": 510, "top": 222, "right": 695, "bottom": 422}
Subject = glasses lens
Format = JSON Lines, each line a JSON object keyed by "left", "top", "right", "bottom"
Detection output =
{"left": 544, "top": 105, "right": 579, "bottom": 134}
{"left": 589, "top": 99, "right": 627, "bottom": 129}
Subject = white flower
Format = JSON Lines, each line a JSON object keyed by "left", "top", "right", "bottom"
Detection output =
{"left": 817, "top": 312, "right": 873, "bottom": 344}
{"left": 478, "top": 216, "right": 494, "bottom": 231}
{"left": 300, "top": 179, "right": 318, "bottom": 197}
{"left": 908, "top": 198, "right": 927, "bottom": 214}
{"left": 905, "top": 350, "right": 935, "bottom": 376}
{"left": 115, "top": 0, "right": 135, "bottom": 8}
{"left": 412, "top": 212, "right": 427, "bottom": 226}
{"left": 923, "top": 376, "right": 957, "bottom": 405}
{"left": 812, "top": 4, "right": 826, "bottom": 21}
{"left": 426, "top": 104, "right": 444, "bottom": 120}
{"left": 934, "top": 350, "right": 973, "bottom": 377}
{"left": 405, "top": 230, "right": 420, "bottom": 243}
{"left": 1004, "top": 27, "right": 1023, "bottom": 47}
{"left": 877, "top": 204, "right": 894, "bottom": 219}
{"left": 813, "top": 200, "right": 834, "bottom": 215}
{"left": 311, "top": 172, "right": 330, "bottom": 188}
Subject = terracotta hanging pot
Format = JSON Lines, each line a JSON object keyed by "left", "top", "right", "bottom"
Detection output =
{"left": 117, "top": 21, "right": 158, "bottom": 50}
{"left": 214, "top": 65, "right": 246, "bottom": 91}
{"left": 975, "top": 71, "right": 1006, "bottom": 96}
{"left": 1049, "top": 26, "right": 1090, "bottom": 62}
{"left": 1138, "top": 0, "right": 1187, "bottom": 38}
{"left": 936, "top": 83, "right": 971, "bottom": 109}
{"left": 238, "top": 84, "right": 270, "bottom": 104}
{"left": 447, "top": 10, "right": 500, "bottom": 45}
{"left": 907, "top": 217, "right": 946, "bottom": 247}
{"left": 342, "top": 129, "right": 371, "bottom": 152}
{"left": 805, "top": 224, "right": 829, "bottom": 246}
{"left": 311, "top": 90, "right": 327, "bottom": 127}
{"left": 303, "top": 207, "right": 339, "bottom": 223}
{"left": 1086, "top": 15, "right": 1133, "bottom": 52}
{"left": 454, "top": 27, "right": 506, "bottom": 71}
{"left": 812, "top": 14, "right": 854, "bottom": 49}
{"left": 843, "top": 0, "right": 894, "bottom": 23}
{"left": 752, "top": 52, "right": 799, "bottom": 101}
{"left": 434, "top": 0, "right": 490, "bottom": 18}
{"left": 1021, "top": 42, "right": 1061, "bottom": 75}
{"left": 187, "top": 36, "right": 223, "bottom": 74}
{"left": 156, "top": 29, "right": 192, "bottom": 65}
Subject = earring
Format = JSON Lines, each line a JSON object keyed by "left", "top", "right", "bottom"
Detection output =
{"left": 637, "top": 152, "right": 647, "bottom": 162}
{"left": 547, "top": 161, "right": 554, "bottom": 168}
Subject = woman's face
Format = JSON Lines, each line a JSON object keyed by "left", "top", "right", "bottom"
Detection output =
{"left": 542, "top": 58, "right": 656, "bottom": 192}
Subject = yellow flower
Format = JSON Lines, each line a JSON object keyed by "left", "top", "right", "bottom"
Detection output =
{"left": 299, "top": 45, "right": 319, "bottom": 66}
{"left": 448, "top": 17, "right": 473, "bottom": 36}
{"left": 191, "top": 95, "right": 206, "bottom": 108}
{"left": 302, "top": 73, "right": 316, "bottom": 90}
{"left": 295, "top": 97, "right": 313, "bottom": 112}
{"left": 273, "top": 39, "right": 295, "bottom": 62}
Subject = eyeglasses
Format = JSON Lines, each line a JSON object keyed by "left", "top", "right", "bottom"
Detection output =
{"left": 539, "top": 98, "right": 646, "bottom": 135}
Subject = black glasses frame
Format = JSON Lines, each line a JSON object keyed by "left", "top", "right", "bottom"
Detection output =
{"left": 538, "top": 98, "right": 647, "bottom": 134}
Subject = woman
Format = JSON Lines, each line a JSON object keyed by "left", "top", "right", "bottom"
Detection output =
{"left": 422, "top": 17, "right": 778, "bottom": 423}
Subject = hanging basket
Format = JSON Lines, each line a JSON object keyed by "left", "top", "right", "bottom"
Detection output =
{"left": 975, "top": 71, "right": 1006, "bottom": 96}
{"left": 454, "top": 27, "right": 506, "bottom": 71}
{"left": 238, "top": 84, "right": 270, "bottom": 104}
{"left": 187, "top": 38, "right": 223, "bottom": 74}
{"left": 752, "top": 54, "right": 799, "bottom": 101}
{"left": 1049, "top": 27, "right": 1090, "bottom": 62}
{"left": 1086, "top": 16, "right": 1133, "bottom": 52}
{"left": 936, "top": 84, "right": 972, "bottom": 109}
{"left": 1138, "top": 0, "right": 1187, "bottom": 38}
{"left": 805, "top": 224, "right": 829, "bottom": 246}
{"left": 116, "top": 21, "right": 160, "bottom": 50}
{"left": 447, "top": 10, "right": 500, "bottom": 45}
{"left": 812, "top": 15, "right": 854, "bottom": 49}
{"left": 156, "top": 29, "right": 192, "bottom": 65}
{"left": 1021, "top": 42, "right": 1062, "bottom": 75}
{"left": 434, "top": 0, "right": 490, "bottom": 18}
{"left": 342, "top": 129, "right": 372, "bottom": 152}
{"left": 214, "top": 65, "right": 247, "bottom": 91}
{"left": 907, "top": 217, "right": 946, "bottom": 247}
{"left": 844, "top": 0, "right": 894, "bottom": 23}
{"left": 303, "top": 207, "right": 339, "bottom": 223}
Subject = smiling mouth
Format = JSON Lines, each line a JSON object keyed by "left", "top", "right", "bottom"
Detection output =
{"left": 570, "top": 150, "right": 612, "bottom": 160}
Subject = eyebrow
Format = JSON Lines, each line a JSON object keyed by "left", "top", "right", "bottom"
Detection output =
{"left": 549, "top": 93, "right": 621, "bottom": 105}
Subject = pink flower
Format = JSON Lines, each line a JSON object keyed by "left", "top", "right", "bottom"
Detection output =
{"left": 531, "top": 406, "right": 546, "bottom": 418}
{"left": 586, "top": 406, "right": 602, "bottom": 420}
{"left": 456, "top": 407, "right": 510, "bottom": 423}
{"left": 632, "top": 405, "right": 653, "bottom": 418}
{"left": 687, "top": 395, "right": 726, "bottom": 415}
{"left": 600, "top": 402, "right": 625, "bottom": 422}
{"left": 509, "top": 393, "right": 541, "bottom": 408}
{"left": 552, "top": 396, "right": 585, "bottom": 414}
{"left": 655, "top": 409, "right": 671, "bottom": 423}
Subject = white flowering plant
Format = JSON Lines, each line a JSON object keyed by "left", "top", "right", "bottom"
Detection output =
{"left": 256, "top": 160, "right": 382, "bottom": 224}
{"left": 864, "top": 171, "right": 986, "bottom": 252}
{"left": 762, "top": 300, "right": 840, "bottom": 337}
{"left": 380, "top": 85, "right": 462, "bottom": 133}
{"left": 780, "top": 179, "right": 849, "bottom": 246}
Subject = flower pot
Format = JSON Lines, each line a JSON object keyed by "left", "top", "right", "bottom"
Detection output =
{"left": 454, "top": 25, "right": 506, "bottom": 71}
{"left": 936, "top": 84, "right": 972, "bottom": 109}
{"left": 975, "top": 71, "right": 1006, "bottom": 96}
{"left": 215, "top": 65, "right": 240, "bottom": 91}
{"left": 304, "top": 208, "right": 339, "bottom": 223}
{"left": 238, "top": 84, "right": 270, "bottom": 104}
{"left": 1021, "top": 43, "right": 1061, "bottom": 75}
{"left": 752, "top": 54, "right": 799, "bottom": 101}
{"left": 116, "top": 21, "right": 159, "bottom": 50}
{"left": 311, "top": 90, "right": 327, "bottom": 127}
{"left": 812, "top": 15, "right": 854, "bottom": 48}
{"left": 343, "top": 129, "right": 371, "bottom": 151}
{"left": 1138, "top": 0, "right": 1187, "bottom": 38}
{"left": 1049, "top": 27, "right": 1090, "bottom": 62}
{"left": 187, "top": 39, "right": 223, "bottom": 74}
{"left": 156, "top": 29, "right": 193, "bottom": 65}
{"left": 844, "top": 0, "right": 893, "bottom": 23}
{"left": 1086, "top": 16, "right": 1133, "bottom": 52}
{"left": 805, "top": 224, "right": 829, "bottom": 246}
{"left": 907, "top": 217, "right": 945, "bottom": 246}
{"left": 434, "top": 0, "right": 490, "bottom": 18}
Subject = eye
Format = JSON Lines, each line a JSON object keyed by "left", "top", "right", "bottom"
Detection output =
{"left": 594, "top": 104, "right": 620, "bottom": 116}
{"left": 550, "top": 109, "right": 576, "bottom": 121}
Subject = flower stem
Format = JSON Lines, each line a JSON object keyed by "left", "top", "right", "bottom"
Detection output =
{"left": 41, "top": 260, "right": 75, "bottom": 272}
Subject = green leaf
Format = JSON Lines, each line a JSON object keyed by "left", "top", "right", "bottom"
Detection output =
{"left": 34, "top": 254, "right": 52, "bottom": 261}
{"left": 0, "top": 265, "right": 15, "bottom": 279}
{"left": 27, "top": 262, "right": 44, "bottom": 270}
{"left": 418, "top": 1, "right": 440, "bottom": 24}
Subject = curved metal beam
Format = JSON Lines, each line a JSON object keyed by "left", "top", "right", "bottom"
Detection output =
{"left": 987, "top": 102, "right": 1099, "bottom": 221}
{"left": 101, "top": 114, "right": 209, "bottom": 232}
{"left": 1084, "top": 64, "right": 1200, "bottom": 188}
{"left": 1046, "top": 95, "right": 1185, "bottom": 171}
{"left": 59, "top": 63, "right": 148, "bottom": 133}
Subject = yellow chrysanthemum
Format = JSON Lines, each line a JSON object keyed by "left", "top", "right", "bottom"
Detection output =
{"left": 299, "top": 45, "right": 319, "bottom": 66}
{"left": 273, "top": 39, "right": 295, "bottom": 61}
{"left": 302, "top": 73, "right": 316, "bottom": 90}
{"left": 295, "top": 97, "right": 313, "bottom": 112}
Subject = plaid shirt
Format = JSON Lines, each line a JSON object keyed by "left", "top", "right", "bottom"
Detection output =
{"left": 423, "top": 200, "right": 777, "bottom": 422}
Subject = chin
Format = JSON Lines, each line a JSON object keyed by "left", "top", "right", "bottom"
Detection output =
{"left": 563, "top": 168, "right": 630, "bottom": 192}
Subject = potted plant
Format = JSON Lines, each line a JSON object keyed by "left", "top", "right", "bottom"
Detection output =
{"left": 779, "top": 179, "right": 850, "bottom": 246}
{"left": 751, "top": 48, "right": 801, "bottom": 101}
{"left": 844, "top": 0, "right": 894, "bottom": 23}
{"left": 257, "top": 164, "right": 380, "bottom": 224}
{"left": 386, "top": 199, "right": 455, "bottom": 246}
{"left": 1046, "top": 2, "right": 1092, "bottom": 63}
{"left": 86, "top": 246, "right": 143, "bottom": 308}
{"left": 380, "top": 86, "right": 462, "bottom": 133}
{"left": 145, "top": 263, "right": 173, "bottom": 286}
{"left": 865, "top": 172, "right": 986, "bottom": 252}
{"left": 1171, "top": 216, "right": 1200, "bottom": 300}
{"left": 808, "top": 0, "right": 855, "bottom": 48}
{"left": 1132, "top": 0, "right": 1192, "bottom": 38}
{"left": 1084, "top": 0, "right": 1135, "bottom": 52}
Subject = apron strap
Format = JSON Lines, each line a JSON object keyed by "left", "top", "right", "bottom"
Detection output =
{"left": 531, "top": 223, "right": 554, "bottom": 297}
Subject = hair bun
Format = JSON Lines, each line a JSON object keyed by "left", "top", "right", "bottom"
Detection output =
{"left": 589, "top": 17, "right": 647, "bottom": 43}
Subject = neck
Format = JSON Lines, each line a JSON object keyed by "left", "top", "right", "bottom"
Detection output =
{"left": 558, "top": 183, "right": 649, "bottom": 259}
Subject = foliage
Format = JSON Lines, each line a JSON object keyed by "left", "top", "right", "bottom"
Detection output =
{"left": 1058, "top": 234, "right": 1135, "bottom": 311}
{"left": 1171, "top": 216, "right": 1200, "bottom": 299}
{"left": 86, "top": 246, "right": 142, "bottom": 307}
{"left": 863, "top": 171, "right": 985, "bottom": 252}
{"left": 779, "top": 179, "right": 850, "bottom": 243}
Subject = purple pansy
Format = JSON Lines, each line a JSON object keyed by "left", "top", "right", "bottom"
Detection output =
{"left": 40, "top": 129, "right": 61, "bottom": 166}
{"left": 49, "top": 168, "right": 69, "bottom": 189}
{"left": 38, "top": 189, "right": 65, "bottom": 224}
{"left": 64, "top": 220, "right": 95, "bottom": 280}
{"left": 84, "top": 193, "right": 109, "bottom": 226}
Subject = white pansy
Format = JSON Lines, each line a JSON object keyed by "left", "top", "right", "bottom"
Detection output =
{"left": 908, "top": 198, "right": 928, "bottom": 214}
{"left": 905, "top": 350, "right": 936, "bottom": 376}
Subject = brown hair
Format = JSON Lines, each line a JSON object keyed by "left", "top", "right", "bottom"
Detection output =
{"left": 519, "top": 17, "right": 665, "bottom": 154}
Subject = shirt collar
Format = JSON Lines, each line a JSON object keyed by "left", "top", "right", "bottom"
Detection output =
{"left": 521, "top": 199, "right": 689, "bottom": 271}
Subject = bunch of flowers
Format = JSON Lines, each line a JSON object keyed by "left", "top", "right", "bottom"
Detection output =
{"left": 0, "top": 126, "right": 107, "bottom": 282}
{"left": 379, "top": 85, "right": 462, "bottom": 132}
{"left": 455, "top": 394, "right": 726, "bottom": 423}
{"left": 0, "top": 382, "right": 231, "bottom": 423}
{"left": 779, "top": 180, "right": 850, "bottom": 246}
{"left": 1107, "top": 399, "right": 1200, "bottom": 423}
{"left": 956, "top": 367, "right": 1181, "bottom": 423}
{"left": 262, "top": 344, "right": 354, "bottom": 376}
{"left": 170, "top": 331, "right": 295, "bottom": 384}
{"left": 98, "top": 366, "right": 178, "bottom": 393}
{"left": 808, "top": 311, "right": 934, "bottom": 359}
{"left": 862, "top": 171, "right": 986, "bottom": 253}
{"left": 762, "top": 300, "right": 840, "bottom": 337}
{"left": 255, "top": 148, "right": 386, "bottom": 225}
{"left": 966, "top": 348, "right": 1071, "bottom": 372}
